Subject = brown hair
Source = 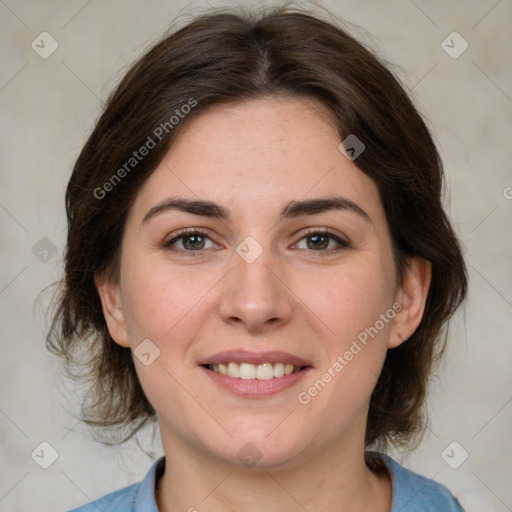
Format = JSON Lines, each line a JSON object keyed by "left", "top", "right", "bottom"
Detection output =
{"left": 47, "top": 6, "right": 467, "bottom": 460}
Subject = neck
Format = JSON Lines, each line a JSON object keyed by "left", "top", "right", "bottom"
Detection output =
{"left": 155, "top": 427, "right": 392, "bottom": 512}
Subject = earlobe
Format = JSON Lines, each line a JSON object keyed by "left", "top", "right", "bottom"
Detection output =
{"left": 388, "top": 257, "right": 432, "bottom": 349}
{"left": 94, "top": 273, "right": 131, "bottom": 348}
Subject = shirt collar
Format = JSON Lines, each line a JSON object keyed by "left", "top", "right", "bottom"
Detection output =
{"left": 135, "top": 453, "right": 398, "bottom": 511}
{"left": 133, "top": 456, "right": 165, "bottom": 511}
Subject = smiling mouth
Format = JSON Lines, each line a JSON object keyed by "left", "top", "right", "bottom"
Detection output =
{"left": 205, "top": 362, "right": 304, "bottom": 380}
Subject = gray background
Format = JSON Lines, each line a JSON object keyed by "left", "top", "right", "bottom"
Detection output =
{"left": 1, "top": 0, "right": 511, "bottom": 510}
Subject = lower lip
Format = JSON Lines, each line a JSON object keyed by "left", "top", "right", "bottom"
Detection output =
{"left": 200, "top": 366, "right": 311, "bottom": 397}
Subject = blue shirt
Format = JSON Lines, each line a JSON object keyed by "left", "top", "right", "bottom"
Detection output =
{"left": 69, "top": 453, "right": 464, "bottom": 511}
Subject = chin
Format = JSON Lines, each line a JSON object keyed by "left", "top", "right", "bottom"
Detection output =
{"left": 203, "top": 425, "right": 310, "bottom": 471}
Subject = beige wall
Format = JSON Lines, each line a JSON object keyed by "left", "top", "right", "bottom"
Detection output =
{"left": 1, "top": 0, "right": 511, "bottom": 510}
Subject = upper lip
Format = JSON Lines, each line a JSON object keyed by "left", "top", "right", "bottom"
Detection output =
{"left": 197, "top": 350, "right": 313, "bottom": 368}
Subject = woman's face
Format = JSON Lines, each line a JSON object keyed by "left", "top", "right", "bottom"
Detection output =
{"left": 98, "top": 96, "right": 429, "bottom": 468}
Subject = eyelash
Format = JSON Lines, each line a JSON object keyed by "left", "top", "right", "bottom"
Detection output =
{"left": 163, "top": 227, "right": 350, "bottom": 258}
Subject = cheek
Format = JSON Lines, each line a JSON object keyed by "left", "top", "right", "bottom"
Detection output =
{"left": 120, "top": 256, "right": 220, "bottom": 352}
{"left": 297, "top": 260, "right": 394, "bottom": 344}
{"left": 119, "top": 258, "right": 218, "bottom": 426}
{"left": 294, "top": 261, "right": 394, "bottom": 409}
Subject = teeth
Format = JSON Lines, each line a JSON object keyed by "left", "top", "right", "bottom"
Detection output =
{"left": 227, "top": 362, "right": 239, "bottom": 378}
{"left": 239, "top": 363, "right": 256, "bottom": 379}
{"left": 256, "top": 363, "right": 274, "bottom": 380}
{"left": 209, "top": 362, "right": 302, "bottom": 379}
{"left": 274, "top": 362, "right": 284, "bottom": 378}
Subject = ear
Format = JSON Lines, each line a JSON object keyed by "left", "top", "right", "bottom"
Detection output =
{"left": 388, "top": 256, "right": 432, "bottom": 349}
{"left": 94, "top": 273, "right": 130, "bottom": 348}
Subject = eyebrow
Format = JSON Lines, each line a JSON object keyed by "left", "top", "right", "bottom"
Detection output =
{"left": 141, "top": 196, "right": 371, "bottom": 225}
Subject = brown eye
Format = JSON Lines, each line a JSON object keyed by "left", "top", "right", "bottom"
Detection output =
{"left": 182, "top": 234, "right": 206, "bottom": 250}
{"left": 164, "top": 230, "right": 217, "bottom": 254}
{"left": 306, "top": 234, "right": 331, "bottom": 250}
{"left": 294, "top": 230, "right": 350, "bottom": 252}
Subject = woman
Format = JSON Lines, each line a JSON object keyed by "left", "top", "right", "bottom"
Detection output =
{"left": 48, "top": 6, "right": 467, "bottom": 511}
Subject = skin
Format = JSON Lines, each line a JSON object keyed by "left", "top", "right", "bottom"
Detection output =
{"left": 96, "top": 96, "right": 431, "bottom": 512}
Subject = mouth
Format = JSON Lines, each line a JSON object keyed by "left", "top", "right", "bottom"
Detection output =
{"left": 198, "top": 350, "right": 313, "bottom": 397}
{"left": 205, "top": 361, "right": 303, "bottom": 380}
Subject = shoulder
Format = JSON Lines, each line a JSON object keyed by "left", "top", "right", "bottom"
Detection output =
{"left": 379, "top": 454, "right": 465, "bottom": 512}
{"left": 68, "top": 483, "right": 139, "bottom": 511}
{"left": 67, "top": 457, "right": 164, "bottom": 512}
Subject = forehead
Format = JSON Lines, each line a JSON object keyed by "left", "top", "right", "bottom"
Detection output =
{"left": 128, "top": 96, "right": 385, "bottom": 228}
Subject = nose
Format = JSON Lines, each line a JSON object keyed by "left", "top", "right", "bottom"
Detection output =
{"left": 217, "top": 247, "right": 294, "bottom": 333}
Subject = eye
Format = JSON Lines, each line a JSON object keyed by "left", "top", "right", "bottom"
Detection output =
{"left": 163, "top": 228, "right": 349, "bottom": 257}
{"left": 293, "top": 229, "right": 350, "bottom": 253}
{"left": 164, "top": 229, "right": 218, "bottom": 254}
